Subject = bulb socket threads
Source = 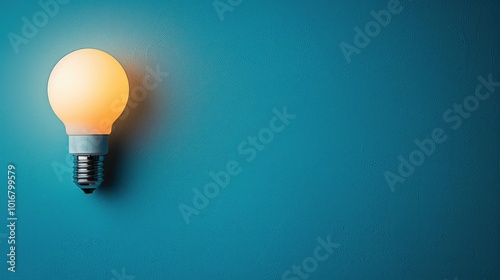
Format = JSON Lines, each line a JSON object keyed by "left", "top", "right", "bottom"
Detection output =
{"left": 68, "top": 135, "right": 109, "bottom": 194}
{"left": 74, "top": 155, "right": 104, "bottom": 194}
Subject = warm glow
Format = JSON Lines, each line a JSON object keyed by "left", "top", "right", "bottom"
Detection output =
{"left": 48, "top": 48, "right": 129, "bottom": 135}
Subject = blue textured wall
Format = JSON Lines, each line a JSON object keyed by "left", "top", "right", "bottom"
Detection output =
{"left": 1, "top": 0, "right": 499, "bottom": 279}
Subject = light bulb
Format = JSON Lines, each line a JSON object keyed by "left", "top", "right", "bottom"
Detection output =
{"left": 48, "top": 48, "right": 129, "bottom": 194}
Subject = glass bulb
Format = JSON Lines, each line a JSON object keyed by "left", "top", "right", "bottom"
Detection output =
{"left": 48, "top": 48, "right": 129, "bottom": 193}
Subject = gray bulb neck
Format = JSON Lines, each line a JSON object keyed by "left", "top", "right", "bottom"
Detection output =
{"left": 69, "top": 135, "right": 108, "bottom": 194}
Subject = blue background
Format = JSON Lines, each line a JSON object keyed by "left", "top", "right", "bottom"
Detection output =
{"left": 1, "top": 0, "right": 499, "bottom": 279}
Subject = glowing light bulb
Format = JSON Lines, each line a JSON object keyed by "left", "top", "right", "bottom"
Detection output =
{"left": 48, "top": 48, "right": 129, "bottom": 194}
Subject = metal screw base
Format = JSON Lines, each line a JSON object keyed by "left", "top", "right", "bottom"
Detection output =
{"left": 73, "top": 155, "right": 104, "bottom": 194}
